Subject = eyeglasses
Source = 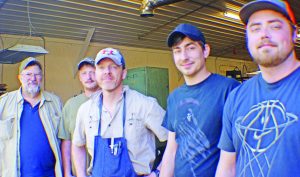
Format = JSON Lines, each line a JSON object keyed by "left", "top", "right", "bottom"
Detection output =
{"left": 21, "top": 73, "right": 43, "bottom": 79}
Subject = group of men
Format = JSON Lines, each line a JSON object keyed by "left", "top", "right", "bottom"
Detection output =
{"left": 0, "top": 0, "right": 299, "bottom": 177}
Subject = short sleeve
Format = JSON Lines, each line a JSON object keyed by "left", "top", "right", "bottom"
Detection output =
{"left": 72, "top": 104, "right": 87, "bottom": 146}
{"left": 218, "top": 95, "right": 236, "bottom": 152}
{"left": 144, "top": 97, "right": 168, "bottom": 142}
{"left": 58, "top": 102, "right": 71, "bottom": 140}
{"left": 162, "top": 95, "right": 175, "bottom": 132}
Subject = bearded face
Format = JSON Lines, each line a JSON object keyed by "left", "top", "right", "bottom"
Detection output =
{"left": 19, "top": 65, "right": 43, "bottom": 96}
{"left": 246, "top": 10, "right": 296, "bottom": 68}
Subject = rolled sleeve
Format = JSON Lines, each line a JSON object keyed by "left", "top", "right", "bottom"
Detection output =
{"left": 72, "top": 105, "right": 86, "bottom": 147}
{"left": 144, "top": 98, "right": 168, "bottom": 142}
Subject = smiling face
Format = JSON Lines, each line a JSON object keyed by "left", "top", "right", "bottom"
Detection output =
{"left": 18, "top": 65, "right": 43, "bottom": 96}
{"left": 78, "top": 64, "right": 98, "bottom": 91}
{"left": 95, "top": 58, "right": 126, "bottom": 92}
{"left": 246, "top": 10, "right": 296, "bottom": 67}
{"left": 172, "top": 36, "right": 210, "bottom": 82}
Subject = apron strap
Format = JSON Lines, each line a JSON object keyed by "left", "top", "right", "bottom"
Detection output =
{"left": 97, "top": 92, "right": 126, "bottom": 136}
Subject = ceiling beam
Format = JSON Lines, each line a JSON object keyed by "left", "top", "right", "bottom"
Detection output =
{"left": 73, "top": 27, "right": 95, "bottom": 77}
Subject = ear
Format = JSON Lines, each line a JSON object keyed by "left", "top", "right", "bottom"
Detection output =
{"left": 17, "top": 74, "right": 21, "bottom": 82}
{"left": 78, "top": 72, "right": 82, "bottom": 82}
{"left": 122, "top": 69, "right": 127, "bottom": 80}
{"left": 292, "top": 26, "right": 298, "bottom": 43}
{"left": 203, "top": 44, "right": 211, "bottom": 59}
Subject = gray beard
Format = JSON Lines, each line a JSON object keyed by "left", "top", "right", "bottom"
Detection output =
{"left": 25, "top": 85, "right": 40, "bottom": 96}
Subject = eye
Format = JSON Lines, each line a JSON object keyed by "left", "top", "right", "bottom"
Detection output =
{"left": 111, "top": 65, "right": 119, "bottom": 70}
{"left": 250, "top": 25, "right": 261, "bottom": 32}
{"left": 270, "top": 23, "right": 282, "bottom": 30}
{"left": 187, "top": 45, "right": 196, "bottom": 51}
{"left": 97, "top": 65, "right": 104, "bottom": 70}
{"left": 172, "top": 49, "right": 181, "bottom": 54}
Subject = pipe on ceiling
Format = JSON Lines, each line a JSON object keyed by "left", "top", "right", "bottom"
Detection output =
{"left": 140, "top": 0, "right": 184, "bottom": 17}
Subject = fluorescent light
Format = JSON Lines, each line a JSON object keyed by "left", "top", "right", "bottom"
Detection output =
{"left": 0, "top": 44, "right": 48, "bottom": 64}
{"left": 224, "top": 11, "right": 240, "bottom": 20}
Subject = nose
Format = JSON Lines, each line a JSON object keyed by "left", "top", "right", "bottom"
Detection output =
{"left": 104, "top": 66, "right": 112, "bottom": 74}
{"left": 88, "top": 72, "right": 94, "bottom": 78}
{"left": 261, "top": 26, "right": 271, "bottom": 39}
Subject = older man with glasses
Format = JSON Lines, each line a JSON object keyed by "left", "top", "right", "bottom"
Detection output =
{"left": 0, "top": 57, "right": 64, "bottom": 177}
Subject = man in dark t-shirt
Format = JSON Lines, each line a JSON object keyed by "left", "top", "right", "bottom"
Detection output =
{"left": 159, "top": 23, "right": 239, "bottom": 177}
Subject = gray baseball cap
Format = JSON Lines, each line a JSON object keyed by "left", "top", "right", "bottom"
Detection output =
{"left": 77, "top": 57, "right": 95, "bottom": 70}
{"left": 19, "top": 57, "right": 42, "bottom": 73}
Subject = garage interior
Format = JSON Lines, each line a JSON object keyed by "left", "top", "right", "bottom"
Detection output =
{"left": 0, "top": 0, "right": 299, "bottom": 102}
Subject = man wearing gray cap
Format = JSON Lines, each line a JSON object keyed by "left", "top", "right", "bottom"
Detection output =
{"left": 59, "top": 57, "right": 100, "bottom": 177}
{"left": 159, "top": 23, "right": 239, "bottom": 177}
{"left": 216, "top": 0, "right": 300, "bottom": 177}
{"left": 0, "top": 57, "right": 63, "bottom": 177}
{"left": 72, "top": 48, "right": 168, "bottom": 177}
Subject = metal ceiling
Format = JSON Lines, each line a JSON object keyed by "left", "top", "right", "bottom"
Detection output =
{"left": 0, "top": 0, "right": 299, "bottom": 61}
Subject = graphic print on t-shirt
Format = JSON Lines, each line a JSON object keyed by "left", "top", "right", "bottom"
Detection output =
{"left": 176, "top": 97, "right": 210, "bottom": 177}
{"left": 235, "top": 100, "right": 298, "bottom": 177}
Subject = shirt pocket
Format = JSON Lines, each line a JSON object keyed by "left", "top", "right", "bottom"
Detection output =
{"left": 0, "top": 116, "right": 15, "bottom": 140}
{"left": 50, "top": 113, "right": 61, "bottom": 133}
{"left": 126, "top": 113, "right": 144, "bottom": 143}
{"left": 127, "top": 113, "right": 143, "bottom": 129}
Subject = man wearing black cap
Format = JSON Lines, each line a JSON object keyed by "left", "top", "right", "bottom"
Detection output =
{"left": 216, "top": 0, "right": 300, "bottom": 177}
{"left": 59, "top": 57, "right": 100, "bottom": 177}
{"left": 72, "top": 48, "right": 167, "bottom": 177}
{"left": 159, "top": 24, "right": 239, "bottom": 177}
{"left": 0, "top": 57, "right": 63, "bottom": 177}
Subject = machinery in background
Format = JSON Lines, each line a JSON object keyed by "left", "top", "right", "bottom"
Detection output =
{"left": 0, "top": 83, "right": 7, "bottom": 96}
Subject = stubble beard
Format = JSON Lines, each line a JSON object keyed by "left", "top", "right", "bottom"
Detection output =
{"left": 252, "top": 46, "right": 294, "bottom": 68}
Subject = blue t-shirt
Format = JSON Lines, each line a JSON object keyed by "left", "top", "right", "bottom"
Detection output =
{"left": 163, "top": 74, "right": 239, "bottom": 177}
{"left": 218, "top": 67, "right": 300, "bottom": 177}
{"left": 20, "top": 100, "right": 56, "bottom": 177}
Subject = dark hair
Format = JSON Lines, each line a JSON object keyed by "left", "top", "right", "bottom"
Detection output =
{"left": 171, "top": 33, "right": 205, "bottom": 49}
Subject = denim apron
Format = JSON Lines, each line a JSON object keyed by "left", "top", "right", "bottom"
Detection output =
{"left": 91, "top": 93, "right": 138, "bottom": 177}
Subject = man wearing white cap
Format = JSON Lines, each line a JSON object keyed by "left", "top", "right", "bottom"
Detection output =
{"left": 59, "top": 57, "right": 100, "bottom": 177}
{"left": 72, "top": 48, "right": 168, "bottom": 177}
{"left": 0, "top": 57, "right": 63, "bottom": 177}
{"left": 216, "top": 0, "right": 300, "bottom": 177}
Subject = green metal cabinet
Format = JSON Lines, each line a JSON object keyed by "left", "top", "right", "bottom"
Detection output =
{"left": 123, "top": 67, "right": 169, "bottom": 109}
{"left": 123, "top": 67, "right": 169, "bottom": 168}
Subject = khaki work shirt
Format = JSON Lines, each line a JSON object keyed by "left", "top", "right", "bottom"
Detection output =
{"left": 73, "top": 86, "right": 168, "bottom": 175}
{"left": 0, "top": 89, "right": 63, "bottom": 177}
